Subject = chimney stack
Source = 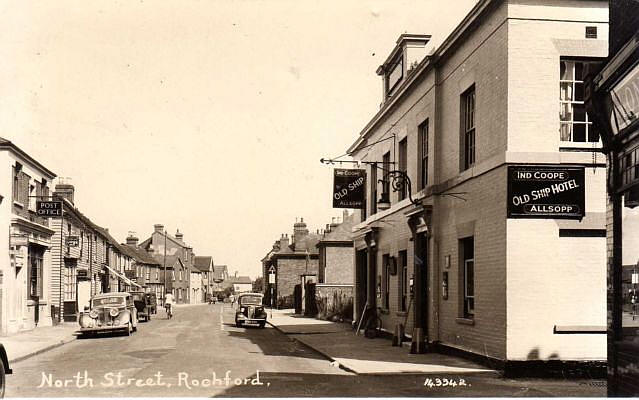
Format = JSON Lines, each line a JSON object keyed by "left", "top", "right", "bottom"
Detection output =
{"left": 154, "top": 224, "right": 164, "bottom": 233}
{"left": 175, "top": 229, "right": 184, "bottom": 242}
{"left": 126, "top": 234, "right": 139, "bottom": 247}
{"left": 293, "top": 217, "right": 309, "bottom": 250}
{"left": 279, "top": 233, "right": 289, "bottom": 249}
{"left": 54, "top": 184, "right": 75, "bottom": 204}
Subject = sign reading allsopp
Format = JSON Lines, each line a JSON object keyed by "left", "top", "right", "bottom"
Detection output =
{"left": 36, "top": 201, "right": 63, "bottom": 217}
{"left": 333, "top": 169, "right": 366, "bottom": 209}
{"left": 507, "top": 166, "right": 585, "bottom": 219}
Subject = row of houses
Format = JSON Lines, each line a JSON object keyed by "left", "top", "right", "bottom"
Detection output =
{"left": 0, "top": 137, "right": 233, "bottom": 335}
{"left": 262, "top": 0, "right": 627, "bottom": 377}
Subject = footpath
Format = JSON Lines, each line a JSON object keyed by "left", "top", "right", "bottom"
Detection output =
{"left": 2, "top": 322, "right": 78, "bottom": 364}
{"left": 267, "top": 309, "right": 496, "bottom": 375}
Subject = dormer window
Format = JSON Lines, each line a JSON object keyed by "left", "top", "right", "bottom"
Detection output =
{"left": 377, "top": 34, "right": 431, "bottom": 102}
{"left": 386, "top": 55, "right": 403, "bottom": 96}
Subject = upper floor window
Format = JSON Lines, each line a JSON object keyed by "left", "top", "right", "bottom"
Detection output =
{"left": 560, "top": 60, "right": 598, "bottom": 142}
{"left": 382, "top": 151, "right": 391, "bottom": 200}
{"left": 12, "top": 163, "right": 21, "bottom": 202}
{"left": 28, "top": 183, "right": 36, "bottom": 211}
{"left": 461, "top": 85, "right": 476, "bottom": 171}
{"left": 419, "top": 119, "right": 429, "bottom": 190}
{"left": 386, "top": 55, "right": 403, "bottom": 96}
{"left": 370, "top": 163, "right": 377, "bottom": 216}
{"left": 398, "top": 138, "right": 407, "bottom": 200}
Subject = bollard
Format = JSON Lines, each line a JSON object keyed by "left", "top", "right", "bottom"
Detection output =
{"left": 392, "top": 323, "right": 405, "bottom": 346}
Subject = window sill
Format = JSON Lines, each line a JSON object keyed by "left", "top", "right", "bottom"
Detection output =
{"left": 455, "top": 317, "right": 475, "bottom": 326}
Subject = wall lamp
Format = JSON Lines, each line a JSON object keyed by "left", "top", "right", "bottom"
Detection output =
{"left": 377, "top": 170, "right": 420, "bottom": 210}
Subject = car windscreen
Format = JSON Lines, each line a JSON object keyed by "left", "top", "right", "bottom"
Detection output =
{"left": 92, "top": 297, "right": 125, "bottom": 307}
{"left": 240, "top": 295, "right": 262, "bottom": 305}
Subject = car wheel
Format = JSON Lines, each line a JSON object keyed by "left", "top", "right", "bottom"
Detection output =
{"left": 0, "top": 355, "right": 6, "bottom": 398}
{"left": 259, "top": 322, "right": 265, "bottom": 329}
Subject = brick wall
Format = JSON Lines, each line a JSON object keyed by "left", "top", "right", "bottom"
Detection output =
{"left": 324, "top": 246, "right": 354, "bottom": 284}
{"left": 275, "top": 256, "right": 319, "bottom": 305}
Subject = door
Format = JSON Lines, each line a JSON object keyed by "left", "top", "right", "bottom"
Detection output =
{"left": 28, "top": 245, "right": 44, "bottom": 326}
{"left": 355, "top": 249, "right": 368, "bottom": 323}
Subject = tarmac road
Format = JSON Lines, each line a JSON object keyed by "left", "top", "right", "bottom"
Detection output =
{"left": 5, "top": 303, "right": 606, "bottom": 397}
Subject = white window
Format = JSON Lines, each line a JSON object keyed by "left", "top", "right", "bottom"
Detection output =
{"left": 560, "top": 60, "right": 599, "bottom": 143}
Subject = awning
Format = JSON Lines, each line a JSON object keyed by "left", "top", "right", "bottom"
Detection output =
{"left": 103, "top": 264, "right": 142, "bottom": 289}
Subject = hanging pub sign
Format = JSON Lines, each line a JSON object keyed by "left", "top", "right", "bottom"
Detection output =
{"left": 36, "top": 201, "right": 63, "bottom": 217}
{"left": 333, "top": 168, "right": 366, "bottom": 209}
{"left": 507, "top": 166, "right": 585, "bottom": 219}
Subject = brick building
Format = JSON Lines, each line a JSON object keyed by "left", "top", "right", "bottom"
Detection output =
{"left": 1, "top": 138, "right": 56, "bottom": 335}
{"left": 316, "top": 211, "right": 355, "bottom": 305}
{"left": 139, "top": 225, "right": 194, "bottom": 304}
{"left": 123, "top": 234, "right": 163, "bottom": 298}
{"left": 346, "top": 0, "right": 608, "bottom": 372}
{"left": 194, "top": 256, "right": 214, "bottom": 301}
{"left": 262, "top": 218, "right": 319, "bottom": 308}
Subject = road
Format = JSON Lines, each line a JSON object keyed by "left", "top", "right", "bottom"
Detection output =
{"left": 5, "top": 303, "right": 606, "bottom": 397}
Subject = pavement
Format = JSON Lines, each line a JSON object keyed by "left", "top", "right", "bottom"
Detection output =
{"left": 267, "top": 309, "right": 496, "bottom": 375}
{"left": 2, "top": 322, "right": 78, "bottom": 364}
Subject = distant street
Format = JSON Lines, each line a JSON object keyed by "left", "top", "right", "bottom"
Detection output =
{"left": 6, "top": 304, "right": 605, "bottom": 397}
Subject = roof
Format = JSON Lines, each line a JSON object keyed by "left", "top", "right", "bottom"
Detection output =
{"left": 227, "top": 276, "right": 252, "bottom": 285}
{"left": 319, "top": 213, "right": 356, "bottom": 244}
{"left": 0, "top": 137, "right": 56, "bottom": 179}
{"left": 139, "top": 230, "right": 192, "bottom": 252}
{"left": 213, "top": 264, "right": 228, "bottom": 280}
{"left": 122, "top": 244, "right": 161, "bottom": 266}
{"left": 274, "top": 233, "right": 320, "bottom": 256}
{"left": 194, "top": 256, "right": 213, "bottom": 272}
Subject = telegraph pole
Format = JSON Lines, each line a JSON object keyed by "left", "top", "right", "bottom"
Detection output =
{"left": 163, "top": 230, "right": 167, "bottom": 305}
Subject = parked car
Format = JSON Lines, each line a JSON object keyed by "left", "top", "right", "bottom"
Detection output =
{"left": 145, "top": 292, "right": 157, "bottom": 315}
{"left": 235, "top": 293, "right": 267, "bottom": 328}
{"left": 207, "top": 294, "right": 217, "bottom": 304}
{"left": 131, "top": 291, "right": 152, "bottom": 322}
{"left": 78, "top": 292, "right": 138, "bottom": 336}
{"left": 0, "top": 343, "right": 13, "bottom": 398}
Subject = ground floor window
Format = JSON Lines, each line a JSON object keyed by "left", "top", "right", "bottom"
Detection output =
{"left": 27, "top": 244, "right": 44, "bottom": 298}
{"left": 460, "top": 237, "right": 475, "bottom": 318}
{"left": 64, "top": 262, "right": 77, "bottom": 301}
{"left": 382, "top": 254, "right": 390, "bottom": 310}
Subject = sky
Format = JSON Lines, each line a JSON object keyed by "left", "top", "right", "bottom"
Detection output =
{"left": 1, "top": 0, "right": 479, "bottom": 279}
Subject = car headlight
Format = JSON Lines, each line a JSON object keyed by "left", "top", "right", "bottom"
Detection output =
{"left": 89, "top": 309, "right": 99, "bottom": 319}
{"left": 109, "top": 308, "right": 119, "bottom": 317}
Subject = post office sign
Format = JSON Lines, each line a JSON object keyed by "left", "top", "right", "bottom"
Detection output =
{"left": 507, "top": 166, "right": 585, "bottom": 219}
{"left": 36, "top": 201, "right": 63, "bottom": 217}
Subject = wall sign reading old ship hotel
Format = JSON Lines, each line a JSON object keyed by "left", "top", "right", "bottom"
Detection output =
{"left": 338, "top": 0, "right": 609, "bottom": 374}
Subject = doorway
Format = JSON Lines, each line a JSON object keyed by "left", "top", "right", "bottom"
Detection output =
{"left": 355, "top": 249, "right": 368, "bottom": 323}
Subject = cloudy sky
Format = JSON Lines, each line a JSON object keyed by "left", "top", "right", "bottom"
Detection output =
{"left": 1, "top": 0, "right": 479, "bottom": 278}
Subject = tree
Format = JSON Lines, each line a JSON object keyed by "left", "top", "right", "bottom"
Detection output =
{"left": 253, "top": 277, "right": 265, "bottom": 293}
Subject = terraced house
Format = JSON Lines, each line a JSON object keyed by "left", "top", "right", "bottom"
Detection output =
{"left": 347, "top": 0, "right": 608, "bottom": 374}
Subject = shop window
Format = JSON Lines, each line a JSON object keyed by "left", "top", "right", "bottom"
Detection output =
{"left": 560, "top": 60, "right": 599, "bottom": 143}
{"left": 460, "top": 237, "right": 475, "bottom": 318}
{"left": 398, "top": 250, "right": 408, "bottom": 312}
{"left": 419, "top": 119, "right": 429, "bottom": 190}
{"left": 64, "top": 262, "right": 77, "bottom": 301}
{"left": 28, "top": 245, "right": 44, "bottom": 298}
{"left": 398, "top": 138, "right": 408, "bottom": 200}
{"left": 461, "top": 85, "right": 476, "bottom": 171}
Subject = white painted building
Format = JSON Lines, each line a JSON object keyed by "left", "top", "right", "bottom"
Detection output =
{"left": 347, "top": 0, "right": 608, "bottom": 372}
{"left": 0, "top": 138, "right": 56, "bottom": 335}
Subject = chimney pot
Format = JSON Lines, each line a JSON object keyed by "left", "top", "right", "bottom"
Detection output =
{"left": 154, "top": 224, "right": 164, "bottom": 233}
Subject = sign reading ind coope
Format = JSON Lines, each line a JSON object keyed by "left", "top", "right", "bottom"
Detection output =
{"left": 333, "top": 169, "right": 366, "bottom": 209}
{"left": 507, "top": 166, "right": 585, "bottom": 219}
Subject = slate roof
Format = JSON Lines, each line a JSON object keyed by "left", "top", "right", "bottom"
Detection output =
{"left": 194, "top": 256, "right": 213, "bottom": 272}
{"left": 213, "top": 265, "right": 228, "bottom": 280}
{"left": 122, "top": 244, "right": 161, "bottom": 266}
{"left": 318, "top": 213, "right": 356, "bottom": 244}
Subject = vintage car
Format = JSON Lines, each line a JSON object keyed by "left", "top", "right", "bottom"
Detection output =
{"left": 78, "top": 292, "right": 138, "bottom": 336}
{"left": 0, "top": 343, "right": 13, "bottom": 398}
{"left": 235, "top": 293, "right": 267, "bottom": 328}
{"left": 145, "top": 292, "right": 158, "bottom": 315}
{"left": 131, "top": 291, "right": 152, "bottom": 322}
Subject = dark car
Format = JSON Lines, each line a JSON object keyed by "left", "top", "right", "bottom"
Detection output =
{"left": 145, "top": 293, "right": 157, "bottom": 315}
{"left": 235, "top": 293, "right": 267, "bottom": 328}
{"left": 0, "top": 343, "right": 13, "bottom": 398}
{"left": 131, "top": 291, "right": 152, "bottom": 322}
{"left": 78, "top": 292, "right": 138, "bottom": 336}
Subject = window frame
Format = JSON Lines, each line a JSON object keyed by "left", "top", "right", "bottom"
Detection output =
{"left": 419, "top": 119, "right": 429, "bottom": 190}
{"left": 382, "top": 254, "right": 390, "bottom": 310}
{"left": 461, "top": 85, "right": 476, "bottom": 171}
{"left": 460, "top": 237, "right": 475, "bottom": 319}
{"left": 398, "top": 137, "right": 408, "bottom": 201}
{"left": 398, "top": 250, "right": 408, "bottom": 312}
{"left": 559, "top": 59, "right": 599, "bottom": 143}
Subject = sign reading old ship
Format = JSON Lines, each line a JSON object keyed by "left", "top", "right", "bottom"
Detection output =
{"left": 332, "top": 169, "right": 366, "bottom": 209}
{"left": 507, "top": 166, "right": 585, "bottom": 219}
